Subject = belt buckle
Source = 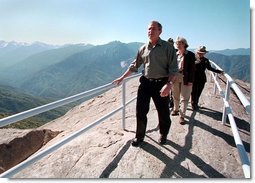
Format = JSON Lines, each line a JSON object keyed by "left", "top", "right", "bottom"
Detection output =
{"left": 148, "top": 78, "right": 162, "bottom": 82}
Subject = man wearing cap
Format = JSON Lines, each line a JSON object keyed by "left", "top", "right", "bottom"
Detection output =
{"left": 171, "top": 36, "right": 196, "bottom": 125}
{"left": 112, "top": 21, "right": 178, "bottom": 146}
{"left": 191, "top": 46, "right": 224, "bottom": 110}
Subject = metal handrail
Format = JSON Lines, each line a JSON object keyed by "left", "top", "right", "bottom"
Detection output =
{"left": 0, "top": 74, "right": 142, "bottom": 128}
{"left": 0, "top": 73, "right": 141, "bottom": 178}
{"left": 209, "top": 60, "right": 250, "bottom": 178}
{"left": 0, "top": 83, "right": 113, "bottom": 128}
{"left": 210, "top": 61, "right": 250, "bottom": 114}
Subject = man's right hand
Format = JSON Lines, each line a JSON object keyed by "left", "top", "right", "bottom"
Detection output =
{"left": 112, "top": 69, "right": 131, "bottom": 85}
{"left": 112, "top": 77, "right": 124, "bottom": 85}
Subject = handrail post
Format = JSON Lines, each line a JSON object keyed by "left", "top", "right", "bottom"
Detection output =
{"left": 209, "top": 71, "right": 213, "bottom": 82}
{"left": 222, "top": 79, "right": 231, "bottom": 124}
{"left": 122, "top": 80, "right": 126, "bottom": 130}
{"left": 213, "top": 73, "right": 217, "bottom": 95}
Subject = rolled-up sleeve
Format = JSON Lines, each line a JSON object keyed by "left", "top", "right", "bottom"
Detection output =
{"left": 129, "top": 60, "right": 139, "bottom": 73}
{"left": 128, "top": 48, "right": 144, "bottom": 73}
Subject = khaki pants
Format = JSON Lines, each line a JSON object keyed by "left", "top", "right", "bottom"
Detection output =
{"left": 172, "top": 73, "right": 192, "bottom": 118}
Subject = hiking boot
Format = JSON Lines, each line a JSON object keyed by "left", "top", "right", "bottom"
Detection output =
{"left": 171, "top": 110, "right": 179, "bottom": 116}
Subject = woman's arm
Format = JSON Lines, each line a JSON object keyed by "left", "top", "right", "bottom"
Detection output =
{"left": 205, "top": 58, "right": 224, "bottom": 74}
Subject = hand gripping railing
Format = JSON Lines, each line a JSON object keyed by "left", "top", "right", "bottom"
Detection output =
{"left": 209, "top": 60, "right": 250, "bottom": 178}
{"left": 0, "top": 73, "right": 141, "bottom": 178}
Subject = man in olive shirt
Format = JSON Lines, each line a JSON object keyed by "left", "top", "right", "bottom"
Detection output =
{"left": 113, "top": 21, "right": 178, "bottom": 146}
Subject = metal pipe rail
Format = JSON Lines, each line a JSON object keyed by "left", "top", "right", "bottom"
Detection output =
{"left": 223, "top": 101, "right": 250, "bottom": 178}
{"left": 0, "top": 83, "right": 113, "bottom": 128}
{"left": 0, "top": 74, "right": 141, "bottom": 128}
{"left": 0, "top": 100, "right": 137, "bottom": 178}
{"left": 210, "top": 61, "right": 250, "bottom": 114}
{"left": 209, "top": 60, "right": 250, "bottom": 178}
{"left": 224, "top": 74, "right": 251, "bottom": 114}
{"left": 0, "top": 73, "right": 141, "bottom": 178}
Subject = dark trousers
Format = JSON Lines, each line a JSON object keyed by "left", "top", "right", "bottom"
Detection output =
{"left": 191, "top": 80, "right": 205, "bottom": 107}
{"left": 135, "top": 76, "right": 171, "bottom": 139}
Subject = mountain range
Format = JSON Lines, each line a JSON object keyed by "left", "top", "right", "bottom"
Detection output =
{"left": 210, "top": 48, "right": 250, "bottom": 56}
{"left": 0, "top": 41, "right": 60, "bottom": 71}
{"left": 0, "top": 40, "right": 250, "bottom": 128}
{"left": 207, "top": 53, "right": 250, "bottom": 82}
{"left": 0, "top": 84, "right": 69, "bottom": 129}
{"left": 0, "top": 41, "right": 143, "bottom": 99}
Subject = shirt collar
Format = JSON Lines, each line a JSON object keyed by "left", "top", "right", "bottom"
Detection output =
{"left": 177, "top": 49, "right": 188, "bottom": 55}
{"left": 148, "top": 37, "right": 162, "bottom": 47}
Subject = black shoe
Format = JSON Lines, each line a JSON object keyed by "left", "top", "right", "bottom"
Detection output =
{"left": 158, "top": 135, "right": 167, "bottom": 145}
{"left": 131, "top": 138, "right": 144, "bottom": 147}
{"left": 192, "top": 104, "right": 199, "bottom": 111}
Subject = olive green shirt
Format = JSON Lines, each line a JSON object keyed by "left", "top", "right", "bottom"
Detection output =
{"left": 129, "top": 38, "right": 178, "bottom": 79}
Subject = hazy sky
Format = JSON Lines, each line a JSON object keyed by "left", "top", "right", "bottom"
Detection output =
{"left": 0, "top": 0, "right": 250, "bottom": 50}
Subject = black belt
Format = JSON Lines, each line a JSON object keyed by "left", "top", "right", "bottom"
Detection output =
{"left": 145, "top": 77, "right": 168, "bottom": 82}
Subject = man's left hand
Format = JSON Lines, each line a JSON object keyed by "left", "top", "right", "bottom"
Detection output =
{"left": 160, "top": 84, "right": 171, "bottom": 97}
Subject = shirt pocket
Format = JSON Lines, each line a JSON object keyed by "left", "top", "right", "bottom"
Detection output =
{"left": 141, "top": 49, "right": 150, "bottom": 64}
